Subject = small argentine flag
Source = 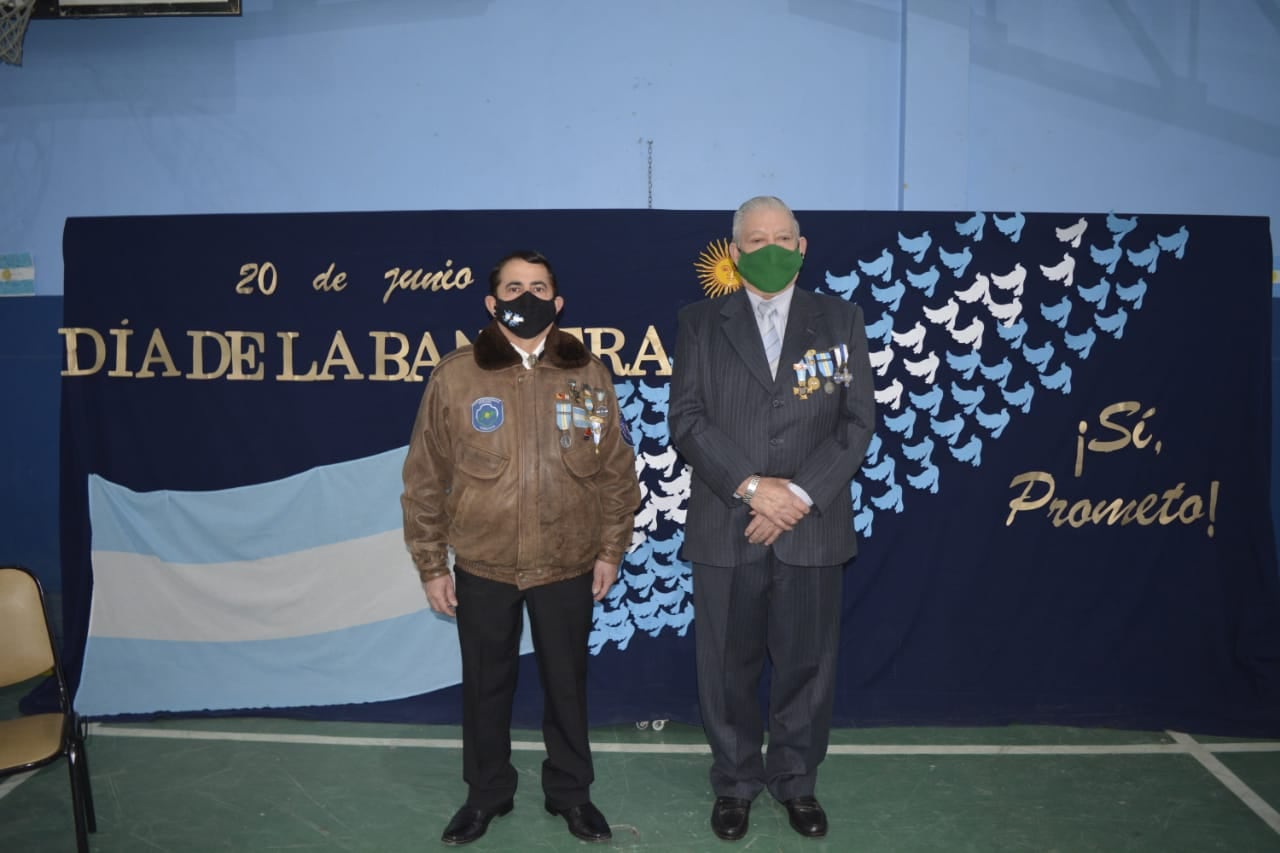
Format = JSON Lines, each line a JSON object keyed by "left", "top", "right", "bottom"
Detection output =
{"left": 0, "top": 252, "right": 35, "bottom": 296}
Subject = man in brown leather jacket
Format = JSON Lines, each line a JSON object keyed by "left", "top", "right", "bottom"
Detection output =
{"left": 401, "top": 249, "right": 640, "bottom": 846}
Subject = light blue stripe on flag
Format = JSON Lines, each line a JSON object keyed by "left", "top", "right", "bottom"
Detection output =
{"left": 76, "top": 610, "right": 462, "bottom": 716}
{"left": 89, "top": 447, "right": 408, "bottom": 563}
{"left": 0, "top": 252, "right": 34, "bottom": 296}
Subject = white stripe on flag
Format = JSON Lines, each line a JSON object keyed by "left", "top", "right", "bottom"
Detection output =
{"left": 88, "top": 529, "right": 425, "bottom": 642}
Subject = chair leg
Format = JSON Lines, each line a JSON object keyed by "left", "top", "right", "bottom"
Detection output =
{"left": 67, "top": 742, "right": 92, "bottom": 852}
{"left": 74, "top": 733, "right": 97, "bottom": 832}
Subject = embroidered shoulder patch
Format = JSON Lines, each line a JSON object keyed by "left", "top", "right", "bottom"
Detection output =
{"left": 471, "top": 397, "right": 504, "bottom": 432}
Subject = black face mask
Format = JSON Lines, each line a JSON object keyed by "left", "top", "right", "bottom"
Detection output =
{"left": 493, "top": 290, "right": 559, "bottom": 339}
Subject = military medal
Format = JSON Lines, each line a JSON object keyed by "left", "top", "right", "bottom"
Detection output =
{"left": 815, "top": 349, "right": 836, "bottom": 394}
{"left": 803, "top": 350, "right": 820, "bottom": 395}
{"left": 590, "top": 390, "right": 608, "bottom": 452}
{"left": 832, "top": 343, "right": 853, "bottom": 388}
{"left": 555, "top": 399, "right": 573, "bottom": 448}
{"left": 792, "top": 359, "right": 813, "bottom": 400}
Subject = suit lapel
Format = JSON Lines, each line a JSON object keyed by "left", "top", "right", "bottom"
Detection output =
{"left": 719, "top": 290, "right": 775, "bottom": 392}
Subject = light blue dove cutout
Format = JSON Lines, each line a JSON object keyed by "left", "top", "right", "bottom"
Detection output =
{"left": 871, "top": 481, "right": 904, "bottom": 512}
{"left": 1115, "top": 278, "right": 1147, "bottom": 310}
{"left": 906, "top": 461, "right": 940, "bottom": 493}
{"left": 955, "top": 211, "right": 987, "bottom": 241}
{"left": 978, "top": 355, "right": 1013, "bottom": 387}
{"left": 910, "top": 385, "right": 944, "bottom": 416}
{"left": 930, "top": 413, "right": 966, "bottom": 445}
{"left": 1022, "top": 339, "right": 1056, "bottom": 371}
{"left": 898, "top": 230, "right": 933, "bottom": 264}
{"left": 950, "top": 381, "right": 986, "bottom": 414}
{"left": 1040, "top": 295, "right": 1073, "bottom": 329}
{"left": 1041, "top": 362, "right": 1072, "bottom": 393}
{"left": 863, "top": 454, "right": 896, "bottom": 483}
{"left": 884, "top": 407, "right": 918, "bottom": 438}
{"left": 865, "top": 311, "right": 896, "bottom": 345}
{"left": 901, "top": 435, "right": 935, "bottom": 463}
{"left": 1076, "top": 279, "right": 1110, "bottom": 310}
{"left": 590, "top": 216, "right": 1190, "bottom": 656}
{"left": 871, "top": 279, "right": 906, "bottom": 312}
{"left": 1127, "top": 240, "right": 1160, "bottom": 274}
{"left": 906, "top": 265, "right": 941, "bottom": 299}
{"left": 1095, "top": 306, "right": 1128, "bottom": 339}
{"left": 823, "top": 267, "right": 861, "bottom": 297}
{"left": 939, "top": 245, "right": 974, "bottom": 278}
{"left": 858, "top": 248, "right": 895, "bottom": 282}
{"left": 993, "top": 212, "right": 1026, "bottom": 242}
{"left": 1157, "top": 225, "right": 1189, "bottom": 259}
{"left": 1063, "top": 327, "right": 1097, "bottom": 359}
{"left": 946, "top": 349, "right": 981, "bottom": 380}
{"left": 995, "top": 316, "right": 1029, "bottom": 349}
{"left": 865, "top": 432, "right": 884, "bottom": 467}
{"left": 1002, "top": 380, "right": 1035, "bottom": 413}
{"left": 1106, "top": 212, "right": 1138, "bottom": 242}
{"left": 974, "top": 405, "right": 1010, "bottom": 438}
{"left": 1090, "top": 243, "right": 1123, "bottom": 275}
{"left": 949, "top": 435, "right": 983, "bottom": 466}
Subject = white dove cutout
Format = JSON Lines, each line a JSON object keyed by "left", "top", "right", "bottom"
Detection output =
{"left": 1055, "top": 216, "right": 1088, "bottom": 248}
{"left": 990, "top": 262, "right": 1027, "bottom": 297}
{"left": 869, "top": 345, "right": 896, "bottom": 377}
{"left": 891, "top": 320, "right": 927, "bottom": 354}
{"left": 955, "top": 273, "right": 990, "bottom": 304}
{"left": 874, "top": 376, "right": 905, "bottom": 410}
{"left": 1040, "top": 252, "right": 1076, "bottom": 287}
{"left": 950, "top": 317, "right": 985, "bottom": 349}
{"left": 903, "top": 350, "right": 941, "bottom": 385}
{"left": 923, "top": 297, "right": 960, "bottom": 330}
{"left": 983, "top": 292, "right": 1023, "bottom": 327}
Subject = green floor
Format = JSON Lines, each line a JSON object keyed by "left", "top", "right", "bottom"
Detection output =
{"left": 3, "top": 688, "right": 1280, "bottom": 851}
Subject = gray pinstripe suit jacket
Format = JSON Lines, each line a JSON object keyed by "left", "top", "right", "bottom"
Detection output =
{"left": 669, "top": 286, "right": 877, "bottom": 568}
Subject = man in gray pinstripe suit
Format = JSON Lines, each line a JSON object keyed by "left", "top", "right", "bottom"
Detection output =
{"left": 669, "top": 196, "right": 876, "bottom": 842}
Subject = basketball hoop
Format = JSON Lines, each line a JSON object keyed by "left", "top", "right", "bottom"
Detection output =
{"left": 0, "top": 0, "right": 35, "bottom": 67}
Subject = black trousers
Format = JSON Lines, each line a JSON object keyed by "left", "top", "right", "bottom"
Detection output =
{"left": 693, "top": 554, "right": 844, "bottom": 802}
{"left": 454, "top": 567, "right": 595, "bottom": 811}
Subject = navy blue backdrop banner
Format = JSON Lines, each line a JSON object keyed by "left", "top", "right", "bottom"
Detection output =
{"left": 58, "top": 209, "right": 1280, "bottom": 735}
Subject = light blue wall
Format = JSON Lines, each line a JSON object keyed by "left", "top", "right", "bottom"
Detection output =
{"left": 4, "top": 0, "right": 1274, "bottom": 295}
{"left": 1, "top": 0, "right": 1277, "bottom": 591}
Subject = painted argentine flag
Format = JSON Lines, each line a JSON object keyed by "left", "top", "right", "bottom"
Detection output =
{"left": 0, "top": 252, "right": 35, "bottom": 296}
{"left": 76, "top": 447, "right": 531, "bottom": 717}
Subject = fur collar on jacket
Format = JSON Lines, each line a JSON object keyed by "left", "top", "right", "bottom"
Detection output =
{"left": 473, "top": 321, "right": 591, "bottom": 371}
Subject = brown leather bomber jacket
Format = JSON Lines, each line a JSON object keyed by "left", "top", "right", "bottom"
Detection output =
{"left": 401, "top": 322, "right": 641, "bottom": 589}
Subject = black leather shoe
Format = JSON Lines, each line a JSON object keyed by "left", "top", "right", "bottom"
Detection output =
{"left": 710, "top": 796, "right": 751, "bottom": 841}
{"left": 545, "top": 800, "right": 612, "bottom": 842}
{"left": 441, "top": 799, "right": 513, "bottom": 845}
{"left": 783, "top": 796, "right": 828, "bottom": 838}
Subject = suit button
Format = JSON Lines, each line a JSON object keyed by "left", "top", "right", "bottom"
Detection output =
{"left": 769, "top": 438, "right": 781, "bottom": 447}
{"left": 772, "top": 399, "right": 783, "bottom": 408}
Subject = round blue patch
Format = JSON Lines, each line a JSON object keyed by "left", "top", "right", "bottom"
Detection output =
{"left": 472, "top": 397, "right": 504, "bottom": 432}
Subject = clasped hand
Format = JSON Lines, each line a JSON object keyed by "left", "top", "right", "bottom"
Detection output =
{"left": 741, "top": 476, "right": 810, "bottom": 546}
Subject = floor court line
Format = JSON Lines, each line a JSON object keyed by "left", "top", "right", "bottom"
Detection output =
{"left": 1168, "top": 730, "right": 1280, "bottom": 834}
{"left": 86, "top": 723, "right": 1280, "bottom": 756}
{"left": 5, "top": 724, "right": 1275, "bottom": 839}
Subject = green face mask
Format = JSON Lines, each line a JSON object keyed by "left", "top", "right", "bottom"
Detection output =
{"left": 734, "top": 243, "right": 804, "bottom": 293}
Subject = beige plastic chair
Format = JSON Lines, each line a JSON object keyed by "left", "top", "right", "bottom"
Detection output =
{"left": 0, "top": 565, "right": 96, "bottom": 852}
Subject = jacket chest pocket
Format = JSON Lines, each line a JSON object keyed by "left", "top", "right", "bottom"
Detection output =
{"left": 451, "top": 443, "right": 510, "bottom": 544}
{"left": 560, "top": 441, "right": 602, "bottom": 479}
{"left": 457, "top": 443, "right": 509, "bottom": 480}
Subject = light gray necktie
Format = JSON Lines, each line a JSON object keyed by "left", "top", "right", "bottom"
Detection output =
{"left": 758, "top": 301, "right": 781, "bottom": 377}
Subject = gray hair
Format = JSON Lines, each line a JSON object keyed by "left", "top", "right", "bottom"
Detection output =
{"left": 731, "top": 195, "right": 802, "bottom": 245}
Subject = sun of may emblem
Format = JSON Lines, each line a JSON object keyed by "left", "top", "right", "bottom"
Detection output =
{"left": 695, "top": 238, "right": 741, "bottom": 297}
